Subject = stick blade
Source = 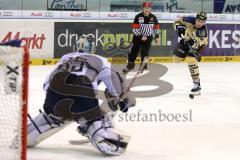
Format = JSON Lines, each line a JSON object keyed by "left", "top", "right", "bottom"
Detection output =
{"left": 69, "top": 139, "right": 89, "bottom": 145}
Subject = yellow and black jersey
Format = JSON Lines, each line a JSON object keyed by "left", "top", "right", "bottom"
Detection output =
{"left": 173, "top": 16, "right": 208, "bottom": 49}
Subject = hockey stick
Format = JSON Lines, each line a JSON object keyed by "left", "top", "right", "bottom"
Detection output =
{"left": 120, "top": 56, "right": 149, "bottom": 100}
{"left": 68, "top": 57, "right": 149, "bottom": 145}
{"left": 69, "top": 139, "right": 89, "bottom": 145}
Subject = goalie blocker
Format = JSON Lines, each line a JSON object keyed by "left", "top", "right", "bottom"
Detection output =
{"left": 27, "top": 43, "right": 136, "bottom": 156}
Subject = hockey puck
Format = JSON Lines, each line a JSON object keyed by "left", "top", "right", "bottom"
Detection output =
{"left": 189, "top": 94, "right": 194, "bottom": 99}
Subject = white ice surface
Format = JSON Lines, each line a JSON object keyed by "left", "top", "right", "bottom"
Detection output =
{"left": 28, "top": 63, "right": 240, "bottom": 160}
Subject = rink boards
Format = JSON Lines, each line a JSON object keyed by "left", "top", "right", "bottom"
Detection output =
{"left": 29, "top": 56, "right": 240, "bottom": 65}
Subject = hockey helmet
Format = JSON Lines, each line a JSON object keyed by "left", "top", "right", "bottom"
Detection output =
{"left": 143, "top": 1, "right": 152, "bottom": 8}
{"left": 196, "top": 11, "right": 207, "bottom": 21}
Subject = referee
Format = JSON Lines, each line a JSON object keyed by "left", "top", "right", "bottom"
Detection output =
{"left": 122, "top": 1, "right": 160, "bottom": 74}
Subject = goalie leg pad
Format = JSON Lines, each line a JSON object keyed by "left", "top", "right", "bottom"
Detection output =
{"left": 27, "top": 110, "right": 70, "bottom": 147}
{"left": 78, "top": 115, "right": 130, "bottom": 155}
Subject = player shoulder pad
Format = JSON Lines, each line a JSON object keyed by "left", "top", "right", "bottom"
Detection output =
{"left": 183, "top": 16, "right": 196, "bottom": 25}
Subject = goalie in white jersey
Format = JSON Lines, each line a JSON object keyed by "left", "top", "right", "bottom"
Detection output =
{"left": 27, "top": 37, "right": 136, "bottom": 155}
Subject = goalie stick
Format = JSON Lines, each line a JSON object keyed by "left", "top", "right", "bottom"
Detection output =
{"left": 121, "top": 56, "right": 149, "bottom": 100}
{"left": 68, "top": 57, "right": 149, "bottom": 145}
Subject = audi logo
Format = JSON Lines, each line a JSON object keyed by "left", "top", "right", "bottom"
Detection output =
{"left": 155, "top": 13, "right": 163, "bottom": 18}
{"left": 119, "top": 13, "right": 128, "bottom": 19}
{"left": 2, "top": 11, "right": 13, "bottom": 16}
{"left": 80, "top": 13, "right": 91, "bottom": 17}
{"left": 44, "top": 12, "right": 54, "bottom": 17}
{"left": 219, "top": 15, "right": 227, "bottom": 19}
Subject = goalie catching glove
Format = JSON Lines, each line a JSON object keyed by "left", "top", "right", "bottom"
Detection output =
{"left": 104, "top": 89, "right": 136, "bottom": 112}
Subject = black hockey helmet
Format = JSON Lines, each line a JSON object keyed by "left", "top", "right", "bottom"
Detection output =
{"left": 196, "top": 11, "right": 207, "bottom": 21}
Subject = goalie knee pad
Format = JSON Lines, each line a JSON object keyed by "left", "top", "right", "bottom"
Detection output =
{"left": 27, "top": 110, "right": 70, "bottom": 147}
{"left": 78, "top": 116, "right": 130, "bottom": 155}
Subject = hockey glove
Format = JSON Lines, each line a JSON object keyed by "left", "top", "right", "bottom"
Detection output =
{"left": 176, "top": 25, "right": 186, "bottom": 37}
{"left": 185, "top": 39, "right": 195, "bottom": 47}
{"left": 118, "top": 92, "right": 136, "bottom": 112}
{"left": 104, "top": 89, "right": 119, "bottom": 111}
{"left": 104, "top": 89, "right": 136, "bottom": 113}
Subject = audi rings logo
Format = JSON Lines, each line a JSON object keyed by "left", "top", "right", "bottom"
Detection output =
{"left": 1, "top": 11, "right": 13, "bottom": 17}
{"left": 219, "top": 15, "right": 227, "bottom": 20}
{"left": 44, "top": 12, "right": 54, "bottom": 18}
{"left": 119, "top": 13, "right": 128, "bottom": 19}
{"left": 80, "top": 13, "right": 91, "bottom": 18}
{"left": 155, "top": 13, "right": 164, "bottom": 19}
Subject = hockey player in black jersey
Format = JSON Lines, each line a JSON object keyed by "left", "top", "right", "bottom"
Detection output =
{"left": 122, "top": 1, "right": 160, "bottom": 74}
{"left": 173, "top": 11, "right": 208, "bottom": 97}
